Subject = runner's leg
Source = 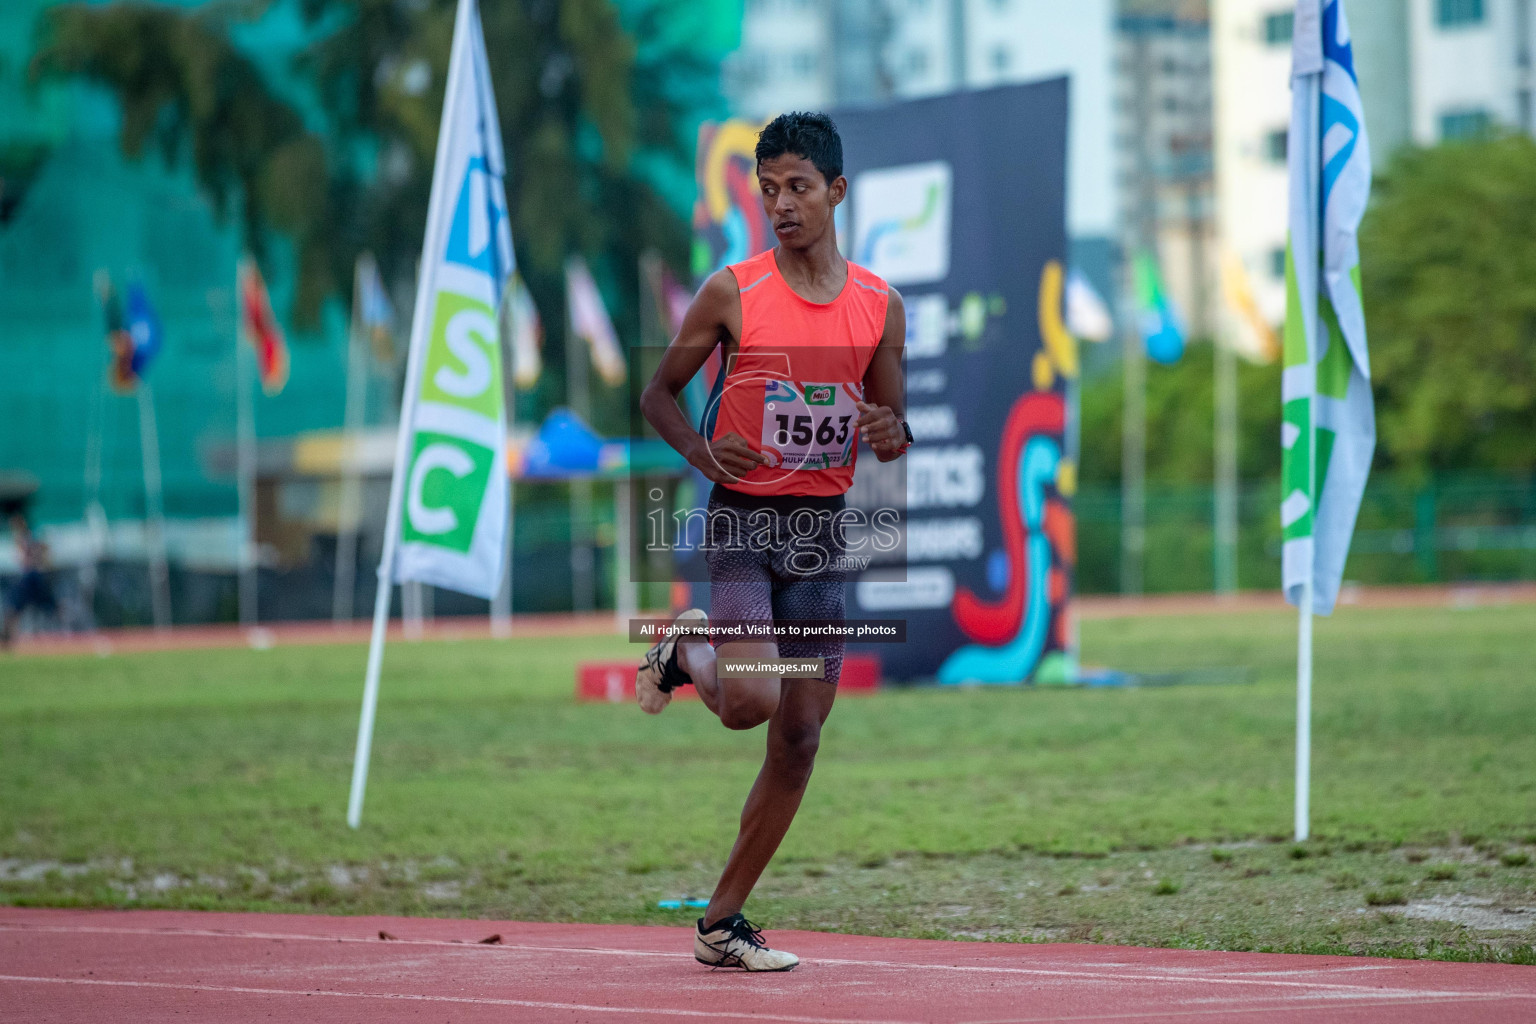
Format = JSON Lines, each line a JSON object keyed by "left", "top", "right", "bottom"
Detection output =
{"left": 704, "top": 512, "right": 847, "bottom": 923}
{"left": 703, "top": 677, "right": 836, "bottom": 924}
{"left": 678, "top": 636, "right": 781, "bottom": 726}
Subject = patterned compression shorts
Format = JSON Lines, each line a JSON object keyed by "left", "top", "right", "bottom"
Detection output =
{"left": 703, "top": 496, "right": 848, "bottom": 686}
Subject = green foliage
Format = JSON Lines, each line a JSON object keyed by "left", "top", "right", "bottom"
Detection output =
{"left": 31, "top": 2, "right": 339, "bottom": 322}
{"left": 296, "top": 0, "right": 708, "bottom": 427}
{"left": 1360, "top": 135, "right": 1536, "bottom": 478}
{"left": 1078, "top": 343, "right": 1281, "bottom": 487}
{"left": 0, "top": 140, "right": 53, "bottom": 223}
{"left": 1082, "top": 136, "right": 1536, "bottom": 487}
{"left": 30, "top": 0, "right": 710, "bottom": 350}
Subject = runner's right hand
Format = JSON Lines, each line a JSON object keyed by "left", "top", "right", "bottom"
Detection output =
{"left": 691, "top": 431, "right": 768, "bottom": 484}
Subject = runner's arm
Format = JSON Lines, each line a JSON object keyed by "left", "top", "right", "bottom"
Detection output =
{"left": 640, "top": 269, "right": 767, "bottom": 484}
{"left": 857, "top": 287, "right": 907, "bottom": 462}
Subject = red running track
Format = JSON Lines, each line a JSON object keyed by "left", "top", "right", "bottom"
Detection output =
{"left": 1, "top": 907, "right": 1532, "bottom": 1023}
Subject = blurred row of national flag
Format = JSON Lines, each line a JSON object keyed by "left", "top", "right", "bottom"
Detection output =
{"left": 93, "top": 235, "right": 1280, "bottom": 403}
{"left": 1060, "top": 251, "right": 1280, "bottom": 365}
{"left": 95, "top": 253, "right": 683, "bottom": 397}
{"left": 97, "top": 273, "right": 162, "bottom": 393}
{"left": 93, "top": 233, "right": 1280, "bottom": 407}
{"left": 96, "top": 260, "right": 295, "bottom": 396}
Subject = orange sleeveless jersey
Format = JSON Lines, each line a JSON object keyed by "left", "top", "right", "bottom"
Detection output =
{"left": 711, "top": 249, "right": 889, "bottom": 498}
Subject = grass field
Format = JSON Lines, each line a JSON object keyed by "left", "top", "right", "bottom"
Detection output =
{"left": 3, "top": 603, "right": 1535, "bottom": 962}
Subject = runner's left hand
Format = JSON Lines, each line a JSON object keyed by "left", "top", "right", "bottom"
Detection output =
{"left": 855, "top": 401, "right": 904, "bottom": 455}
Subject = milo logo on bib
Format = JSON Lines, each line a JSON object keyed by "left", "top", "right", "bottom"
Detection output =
{"left": 762, "top": 380, "right": 860, "bottom": 471}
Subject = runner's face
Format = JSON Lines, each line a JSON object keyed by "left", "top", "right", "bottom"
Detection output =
{"left": 757, "top": 154, "right": 845, "bottom": 251}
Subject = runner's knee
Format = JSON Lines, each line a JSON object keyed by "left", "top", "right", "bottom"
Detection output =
{"left": 770, "top": 718, "right": 821, "bottom": 776}
{"left": 720, "top": 685, "right": 779, "bottom": 730}
{"left": 721, "top": 706, "right": 771, "bottom": 731}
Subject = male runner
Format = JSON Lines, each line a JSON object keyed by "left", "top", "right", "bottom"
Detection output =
{"left": 637, "top": 111, "right": 911, "bottom": 971}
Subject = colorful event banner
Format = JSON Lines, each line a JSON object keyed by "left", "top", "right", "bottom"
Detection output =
{"left": 389, "top": 0, "right": 513, "bottom": 600}
{"left": 1221, "top": 250, "right": 1279, "bottom": 364}
{"left": 835, "top": 82, "right": 1073, "bottom": 684}
{"left": 685, "top": 82, "right": 1073, "bottom": 683}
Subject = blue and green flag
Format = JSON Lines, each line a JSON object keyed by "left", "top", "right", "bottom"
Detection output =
{"left": 1132, "top": 251, "right": 1185, "bottom": 364}
{"left": 1281, "top": 0, "right": 1375, "bottom": 615}
{"left": 103, "top": 279, "right": 163, "bottom": 391}
{"left": 389, "top": 0, "right": 513, "bottom": 600}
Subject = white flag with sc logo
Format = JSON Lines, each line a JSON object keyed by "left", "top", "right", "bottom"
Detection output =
{"left": 389, "top": 0, "right": 514, "bottom": 601}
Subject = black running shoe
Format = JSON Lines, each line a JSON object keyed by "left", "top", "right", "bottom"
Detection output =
{"left": 635, "top": 608, "right": 705, "bottom": 714}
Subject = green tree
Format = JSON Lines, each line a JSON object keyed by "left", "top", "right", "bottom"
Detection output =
{"left": 31, "top": 2, "right": 339, "bottom": 321}
{"left": 31, "top": 0, "right": 715, "bottom": 367}
{"left": 292, "top": 0, "right": 711, "bottom": 429}
{"left": 0, "top": 140, "right": 53, "bottom": 224}
{"left": 1081, "top": 136, "right": 1536, "bottom": 488}
{"left": 1360, "top": 134, "right": 1536, "bottom": 477}
{"left": 1078, "top": 344, "right": 1281, "bottom": 487}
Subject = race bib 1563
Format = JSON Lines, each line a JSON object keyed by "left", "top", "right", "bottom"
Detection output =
{"left": 761, "top": 381, "right": 862, "bottom": 470}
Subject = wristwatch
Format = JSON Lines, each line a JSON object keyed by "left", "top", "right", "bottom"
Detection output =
{"left": 896, "top": 419, "right": 914, "bottom": 453}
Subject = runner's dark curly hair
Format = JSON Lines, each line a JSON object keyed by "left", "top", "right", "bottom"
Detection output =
{"left": 756, "top": 112, "right": 843, "bottom": 184}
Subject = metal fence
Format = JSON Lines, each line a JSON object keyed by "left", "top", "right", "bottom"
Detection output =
{"left": 7, "top": 472, "right": 1536, "bottom": 631}
{"left": 1075, "top": 472, "right": 1536, "bottom": 594}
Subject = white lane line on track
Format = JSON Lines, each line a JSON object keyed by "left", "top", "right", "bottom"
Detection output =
{"left": 800, "top": 955, "right": 1508, "bottom": 1000}
{"left": 0, "top": 974, "right": 1519, "bottom": 1024}
{"left": 0, "top": 975, "right": 924, "bottom": 1024}
{"left": 1, "top": 923, "right": 1530, "bottom": 1003}
{"left": 1215, "top": 965, "right": 1405, "bottom": 977}
{"left": 956, "top": 993, "right": 1518, "bottom": 1024}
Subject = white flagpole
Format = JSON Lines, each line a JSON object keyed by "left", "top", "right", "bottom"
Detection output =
{"left": 1293, "top": 46, "right": 1323, "bottom": 846}
{"left": 1119, "top": 274, "right": 1146, "bottom": 597}
{"left": 347, "top": 532, "right": 400, "bottom": 829}
{"left": 491, "top": 479, "right": 514, "bottom": 636}
{"left": 403, "top": 580, "right": 424, "bottom": 639}
{"left": 615, "top": 475, "right": 637, "bottom": 631}
{"left": 566, "top": 303, "right": 595, "bottom": 613}
{"left": 1214, "top": 326, "right": 1239, "bottom": 595}
{"left": 334, "top": 257, "right": 369, "bottom": 624}
{"left": 348, "top": 0, "right": 475, "bottom": 829}
{"left": 491, "top": 281, "right": 516, "bottom": 638}
{"left": 137, "top": 382, "right": 173, "bottom": 631}
{"left": 81, "top": 353, "right": 107, "bottom": 628}
{"left": 236, "top": 260, "right": 258, "bottom": 632}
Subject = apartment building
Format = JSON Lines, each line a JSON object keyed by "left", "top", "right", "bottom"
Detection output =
{"left": 1117, "top": 9, "right": 1216, "bottom": 336}
{"left": 1409, "top": 0, "right": 1536, "bottom": 141}
{"left": 723, "top": 0, "right": 1118, "bottom": 284}
{"left": 1213, "top": 0, "right": 1529, "bottom": 325}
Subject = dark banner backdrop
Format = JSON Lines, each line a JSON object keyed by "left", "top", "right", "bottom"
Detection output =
{"left": 834, "top": 79, "right": 1075, "bottom": 684}
{"left": 682, "top": 79, "right": 1076, "bottom": 684}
